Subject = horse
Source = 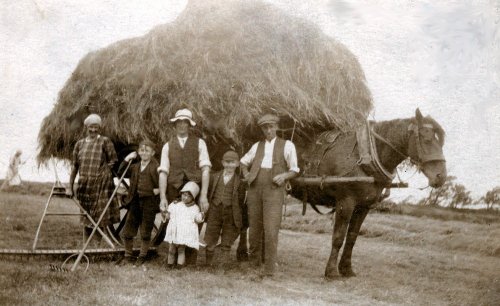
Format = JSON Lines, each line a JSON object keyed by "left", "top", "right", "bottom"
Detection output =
{"left": 289, "top": 108, "right": 447, "bottom": 279}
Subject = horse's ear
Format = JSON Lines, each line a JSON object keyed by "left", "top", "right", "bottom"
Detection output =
{"left": 415, "top": 108, "right": 423, "bottom": 127}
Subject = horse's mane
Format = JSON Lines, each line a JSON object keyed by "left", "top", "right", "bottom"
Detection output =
{"left": 371, "top": 115, "right": 445, "bottom": 147}
{"left": 371, "top": 118, "right": 412, "bottom": 146}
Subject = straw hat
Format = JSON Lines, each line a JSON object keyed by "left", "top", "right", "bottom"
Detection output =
{"left": 170, "top": 109, "right": 196, "bottom": 126}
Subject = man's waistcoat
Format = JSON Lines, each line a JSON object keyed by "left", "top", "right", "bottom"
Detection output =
{"left": 247, "top": 137, "right": 287, "bottom": 185}
{"left": 168, "top": 136, "right": 201, "bottom": 188}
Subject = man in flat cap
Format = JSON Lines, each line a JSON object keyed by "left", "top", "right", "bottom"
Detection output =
{"left": 158, "top": 108, "right": 211, "bottom": 265}
{"left": 240, "top": 114, "right": 300, "bottom": 276}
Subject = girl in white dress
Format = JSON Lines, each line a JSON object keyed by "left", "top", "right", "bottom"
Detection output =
{"left": 164, "top": 181, "right": 204, "bottom": 268}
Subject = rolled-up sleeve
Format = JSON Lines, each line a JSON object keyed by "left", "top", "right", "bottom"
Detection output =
{"left": 72, "top": 141, "right": 80, "bottom": 167}
{"left": 240, "top": 142, "right": 258, "bottom": 167}
{"left": 284, "top": 140, "right": 300, "bottom": 173}
{"left": 198, "top": 139, "right": 212, "bottom": 169}
{"left": 157, "top": 143, "right": 170, "bottom": 174}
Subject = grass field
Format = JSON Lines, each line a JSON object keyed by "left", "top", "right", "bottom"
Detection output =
{"left": 1, "top": 191, "right": 499, "bottom": 305}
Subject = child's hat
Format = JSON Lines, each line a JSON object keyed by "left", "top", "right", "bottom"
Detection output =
{"left": 180, "top": 181, "right": 200, "bottom": 199}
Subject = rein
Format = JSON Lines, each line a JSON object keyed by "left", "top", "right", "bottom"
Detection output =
{"left": 370, "top": 127, "right": 421, "bottom": 169}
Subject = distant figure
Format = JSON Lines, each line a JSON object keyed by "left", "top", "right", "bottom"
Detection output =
{"left": 1, "top": 150, "right": 24, "bottom": 190}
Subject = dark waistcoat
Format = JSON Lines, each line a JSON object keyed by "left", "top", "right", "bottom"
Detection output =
{"left": 247, "top": 137, "right": 287, "bottom": 185}
{"left": 211, "top": 173, "right": 235, "bottom": 207}
{"left": 168, "top": 136, "right": 201, "bottom": 188}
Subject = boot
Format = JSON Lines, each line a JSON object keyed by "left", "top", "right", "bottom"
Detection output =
{"left": 123, "top": 238, "right": 134, "bottom": 258}
{"left": 139, "top": 240, "right": 151, "bottom": 259}
{"left": 219, "top": 249, "right": 233, "bottom": 270}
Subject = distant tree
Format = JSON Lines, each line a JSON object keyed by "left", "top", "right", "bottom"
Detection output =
{"left": 449, "top": 183, "right": 472, "bottom": 208}
{"left": 480, "top": 187, "right": 500, "bottom": 210}
{"left": 422, "top": 176, "right": 456, "bottom": 206}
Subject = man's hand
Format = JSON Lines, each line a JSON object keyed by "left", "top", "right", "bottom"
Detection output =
{"left": 125, "top": 151, "right": 137, "bottom": 162}
{"left": 199, "top": 195, "right": 209, "bottom": 213}
{"left": 160, "top": 198, "right": 168, "bottom": 212}
{"left": 272, "top": 173, "right": 289, "bottom": 186}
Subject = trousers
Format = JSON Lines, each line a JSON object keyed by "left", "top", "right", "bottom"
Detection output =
{"left": 122, "top": 196, "right": 159, "bottom": 257}
{"left": 246, "top": 169, "right": 284, "bottom": 274}
{"left": 205, "top": 204, "right": 240, "bottom": 252}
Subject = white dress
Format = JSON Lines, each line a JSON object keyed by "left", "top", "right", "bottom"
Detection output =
{"left": 164, "top": 201, "right": 203, "bottom": 249}
{"left": 4, "top": 155, "right": 22, "bottom": 186}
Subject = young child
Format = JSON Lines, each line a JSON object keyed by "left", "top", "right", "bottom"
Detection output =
{"left": 204, "top": 150, "right": 246, "bottom": 268}
{"left": 116, "top": 140, "right": 159, "bottom": 267}
{"left": 163, "top": 181, "right": 204, "bottom": 268}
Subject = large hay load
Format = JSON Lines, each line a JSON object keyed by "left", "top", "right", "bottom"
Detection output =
{"left": 38, "top": 0, "right": 372, "bottom": 164}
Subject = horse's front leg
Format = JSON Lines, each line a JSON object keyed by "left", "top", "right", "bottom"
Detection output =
{"left": 325, "top": 197, "right": 355, "bottom": 279}
{"left": 338, "top": 206, "right": 369, "bottom": 277}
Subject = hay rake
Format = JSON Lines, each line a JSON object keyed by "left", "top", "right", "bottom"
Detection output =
{"left": 0, "top": 158, "right": 160, "bottom": 272}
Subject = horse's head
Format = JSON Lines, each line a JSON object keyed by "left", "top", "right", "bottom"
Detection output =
{"left": 407, "top": 108, "right": 447, "bottom": 187}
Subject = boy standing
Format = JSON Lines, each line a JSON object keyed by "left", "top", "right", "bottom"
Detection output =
{"left": 117, "top": 140, "right": 160, "bottom": 267}
{"left": 204, "top": 150, "right": 245, "bottom": 268}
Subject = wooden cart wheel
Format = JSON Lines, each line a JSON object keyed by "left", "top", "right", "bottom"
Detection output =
{"left": 106, "top": 203, "right": 166, "bottom": 247}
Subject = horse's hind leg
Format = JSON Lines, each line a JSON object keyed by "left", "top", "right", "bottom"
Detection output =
{"left": 339, "top": 206, "right": 369, "bottom": 277}
{"left": 325, "top": 197, "right": 355, "bottom": 279}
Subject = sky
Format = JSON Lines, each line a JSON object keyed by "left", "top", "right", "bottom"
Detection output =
{"left": 0, "top": 0, "right": 499, "bottom": 201}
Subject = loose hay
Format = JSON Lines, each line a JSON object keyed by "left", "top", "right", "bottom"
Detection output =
{"left": 38, "top": 0, "right": 373, "bottom": 163}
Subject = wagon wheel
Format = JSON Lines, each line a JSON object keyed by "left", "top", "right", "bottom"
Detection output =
{"left": 105, "top": 170, "right": 166, "bottom": 247}
{"left": 106, "top": 202, "right": 166, "bottom": 247}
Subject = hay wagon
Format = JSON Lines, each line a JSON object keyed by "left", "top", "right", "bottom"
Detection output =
{"left": 2, "top": 0, "right": 418, "bottom": 272}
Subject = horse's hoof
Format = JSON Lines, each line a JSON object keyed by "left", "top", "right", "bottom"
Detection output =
{"left": 324, "top": 268, "right": 341, "bottom": 280}
{"left": 339, "top": 268, "right": 356, "bottom": 277}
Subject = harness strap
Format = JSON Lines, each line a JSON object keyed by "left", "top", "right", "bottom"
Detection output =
{"left": 371, "top": 130, "right": 410, "bottom": 162}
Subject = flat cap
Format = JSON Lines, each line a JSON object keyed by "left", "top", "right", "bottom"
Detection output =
{"left": 257, "top": 114, "right": 279, "bottom": 126}
{"left": 222, "top": 150, "right": 239, "bottom": 161}
{"left": 138, "top": 140, "right": 156, "bottom": 150}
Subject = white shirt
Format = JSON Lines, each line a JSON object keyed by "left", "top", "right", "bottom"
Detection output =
{"left": 240, "top": 137, "right": 300, "bottom": 173}
{"left": 157, "top": 136, "right": 212, "bottom": 174}
{"left": 223, "top": 171, "right": 235, "bottom": 185}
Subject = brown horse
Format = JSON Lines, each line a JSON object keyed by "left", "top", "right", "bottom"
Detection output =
{"left": 289, "top": 108, "right": 447, "bottom": 279}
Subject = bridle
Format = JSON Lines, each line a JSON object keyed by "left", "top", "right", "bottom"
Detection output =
{"left": 370, "top": 127, "right": 421, "bottom": 170}
{"left": 371, "top": 121, "right": 445, "bottom": 173}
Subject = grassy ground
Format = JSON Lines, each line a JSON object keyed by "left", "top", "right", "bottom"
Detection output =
{"left": 1, "top": 192, "right": 499, "bottom": 305}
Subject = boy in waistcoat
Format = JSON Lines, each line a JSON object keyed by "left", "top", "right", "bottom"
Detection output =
{"left": 240, "top": 114, "right": 300, "bottom": 276}
{"left": 116, "top": 140, "right": 160, "bottom": 267}
{"left": 204, "top": 150, "right": 246, "bottom": 268}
